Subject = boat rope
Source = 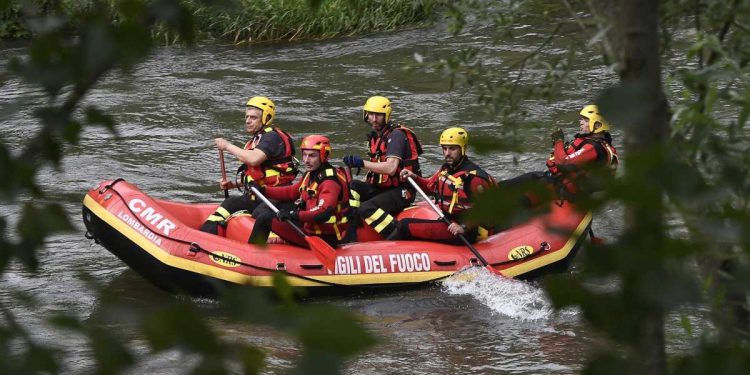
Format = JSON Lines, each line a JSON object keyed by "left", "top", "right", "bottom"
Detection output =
{"left": 93, "top": 180, "right": 564, "bottom": 287}
{"left": 94, "top": 180, "right": 375, "bottom": 287}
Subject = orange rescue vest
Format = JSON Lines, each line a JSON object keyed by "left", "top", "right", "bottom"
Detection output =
{"left": 551, "top": 135, "right": 618, "bottom": 195}
{"left": 366, "top": 124, "right": 423, "bottom": 188}
{"left": 242, "top": 126, "right": 297, "bottom": 187}
{"left": 297, "top": 166, "right": 351, "bottom": 240}
{"left": 433, "top": 158, "right": 495, "bottom": 215}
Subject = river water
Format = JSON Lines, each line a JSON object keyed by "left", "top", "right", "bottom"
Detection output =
{"left": 1, "top": 18, "right": 705, "bottom": 374}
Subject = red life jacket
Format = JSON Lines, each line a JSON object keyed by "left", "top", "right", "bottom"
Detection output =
{"left": 366, "top": 124, "right": 423, "bottom": 188}
{"left": 568, "top": 135, "right": 618, "bottom": 165}
{"left": 297, "top": 166, "right": 351, "bottom": 239}
{"left": 551, "top": 134, "right": 618, "bottom": 195}
{"left": 432, "top": 158, "right": 496, "bottom": 215}
{"left": 243, "top": 126, "right": 297, "bottom": 187}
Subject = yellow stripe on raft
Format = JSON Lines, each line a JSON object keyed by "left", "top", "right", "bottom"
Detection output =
{"left": 83, "top": 195, "right": 454, "bottom": 287}
{"left": 498, "top": 211, "right": 592, "bottom": 277}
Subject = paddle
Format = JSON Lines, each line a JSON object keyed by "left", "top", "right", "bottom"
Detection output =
{"left": 219, "top": 150, "right": 229, "bottom": 198}
{"left": 248, "top": 185, "right": 337, "bottom": 271}
{"left": 406, "top": 176, "right": 502, "bottom": 275}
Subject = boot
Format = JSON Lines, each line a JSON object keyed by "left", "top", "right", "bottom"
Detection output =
{"left": 340, "top": 225, "right": 358, "bottom": 244}
{"left": 385, "top": 228, "right": 401, "bottom": 241}
{"left": 199, "top": 221, "right": 220, "bottom": 235}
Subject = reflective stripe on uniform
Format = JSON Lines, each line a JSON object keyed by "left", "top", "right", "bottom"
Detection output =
{"left": 216, "top": 207, "right": 231, "bottom": 218}
{"left": 349, "top": 189, "right": 361, "bottom": 207}
{"left": 207, "top": 214, "right": 225, "bottom": 222}
{"left": 477, "top": 226, "right": 489, "bottom": 240}
{"left": 365, "top": 208, "right": 386, "bottom": 225}
{"left": 373, "top": 214, "right": 394, "bottom": 233}
{"left": 207, "top": 206, "right": 232, "bottom": 223}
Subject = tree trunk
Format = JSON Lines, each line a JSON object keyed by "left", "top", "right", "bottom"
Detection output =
{"left": 619, "top": 0, "right": 669, "bottom": 374}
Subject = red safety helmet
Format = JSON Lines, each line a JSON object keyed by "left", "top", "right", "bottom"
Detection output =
{"left": 300, "top": 134, "right": 332, "bottom": 162}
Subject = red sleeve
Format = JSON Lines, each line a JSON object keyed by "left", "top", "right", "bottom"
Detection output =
{"left": 264, "top": 179, "right": 302, "bottom": 201}
{"left": 420, "top": 169, "right": 442, "bottom": 193}
{"left": 402, "top": 169, "right": 438, "bottom": 192}
{"left": 298, "top": 180, "right": 341, "bottom": 222}
{"left": 552, "top": 140, "right": 568, "bottom": 162}
{"left": 468, "top": 175, "right": 492, "bottom": 195}
{"left": 557, "top": 143, "right": 599, "bottom": 167}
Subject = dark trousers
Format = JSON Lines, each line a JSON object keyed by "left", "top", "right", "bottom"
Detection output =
{"left": 345, "top": 181, "right": 415, "bottom": 240}
{"left": 199, "top": 194, "right": 263, "bottom": 234}
{"left": 393, "top": 218, "right": 479, "bottom": 245}
{"left": 500, "top": 171, "right": 550, "bottom": 189}
{"left": 498, "top": 171, "right": 561, "bottom": 207}
{"left": 248, "top": 200, "right": 339, "bottom": 248}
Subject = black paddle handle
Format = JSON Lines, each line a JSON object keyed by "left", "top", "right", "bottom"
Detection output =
{"left": 406, "top": 177, "right": 492, "bottom": 267}
{"left": 249, "top": 185, "right": 307, "bottom": 238}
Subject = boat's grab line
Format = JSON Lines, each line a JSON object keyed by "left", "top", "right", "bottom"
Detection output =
{"left": 88, "top": 179, "right": 453, "bottom": 288}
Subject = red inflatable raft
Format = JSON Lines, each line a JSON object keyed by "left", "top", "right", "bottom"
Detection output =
{"left": 82, "top": 179, "right": 593, "bottom": 297}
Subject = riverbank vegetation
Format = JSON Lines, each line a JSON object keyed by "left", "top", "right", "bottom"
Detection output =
{"left": 189, "top": 0, "right": 441, "bottom": 44}
{"left": 0, "top": 0, "right": 443, "bottom": 43}
{"left": 5, "top": 0, "right": 750, "bottom": 373}
{"left": 427, "top": 0, "right": 750, "bottom": 373}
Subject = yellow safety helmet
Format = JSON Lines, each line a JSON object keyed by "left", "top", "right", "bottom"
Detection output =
{"left": 439, "top": 127, "right": 469, "bottom": 156}
{"left": 579, "top": 104, "right": 611, "bottom": 134}
{"left": 362, "top": 96, "right": 392, "bottom": 123}
{"left": 246, "top": 96, "right": 276, "bottom": 126}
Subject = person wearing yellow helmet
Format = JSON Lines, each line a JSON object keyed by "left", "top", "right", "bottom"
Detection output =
{"left": 340, "top": 96, "right": 424, "bottom": 242}
{"left": 199, "top": 96, "right": 299, "bottom": 236}
{"left": 388, "top": 127, "right": 497, "bottom": 244}
{"left": 502, "top": 104, "right": 619, "bottom": 204}
{"left": 247, "top": 135, "right": 351, "bottom": 248}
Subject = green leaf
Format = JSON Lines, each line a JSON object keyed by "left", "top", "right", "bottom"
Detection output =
{"left": 85, "top": 106, "right": 118, "bottom": 134}
{"left": 22, "top": 345, "right": 60, "bottom": 374}
{"left": 141, "top": 301, "right": 222, "bottom": 354}
{"left": 16, "top": 203, "right": 73, "bottom": 271}
{"left": 90, "top": 327, "right": 135, "bottom": 374}
{"left": 293, "top": 305, "right": 376, "bottom": 358}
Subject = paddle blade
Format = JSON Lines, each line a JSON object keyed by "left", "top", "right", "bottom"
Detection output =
{"left": 305, "top": 236, "right": 337, "bottom": 270}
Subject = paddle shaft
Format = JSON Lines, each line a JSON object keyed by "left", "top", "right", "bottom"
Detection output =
{"left": 406, "top": 177, "right": 493, "bottom": 267}
{"left": 249, "top": 186, "right": 307, "bottom": 238}
{"left": 219, "top": 150, "right": 229, "bottom": 198}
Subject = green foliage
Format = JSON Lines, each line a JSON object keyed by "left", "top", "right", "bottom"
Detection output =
{"left": 425, "top": 0, "right": 750, "bottom": 373}
{"left": 1, "top": 0, "right": 443, "bottom": 43}
{"left": 187, "top": 0, "right": 443, "bottom": 44}
{"left": 1, "top": 0, "right": 374, "bottom": 373}
{"left": 408, "top": 0, "right": 577, "bottom": 153}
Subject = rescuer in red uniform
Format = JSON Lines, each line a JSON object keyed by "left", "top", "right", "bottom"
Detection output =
{"left": 200, "top": 96, "right": 298, "bottom": 235}
{"left": 341, "top": 96, "right": 423, "bottom": 241}
{"left": 501, "top": 104, "right": 619, "bottom": 204}
{"left": 247, "top": 135, "right": 350, "bottom": 248}
{"left": 388, "top": 127, "right": 496, "bottom": 244}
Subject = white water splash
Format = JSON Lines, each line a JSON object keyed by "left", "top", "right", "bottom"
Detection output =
{"left": 441, "top": 267, "right": 555, "bottom": 321}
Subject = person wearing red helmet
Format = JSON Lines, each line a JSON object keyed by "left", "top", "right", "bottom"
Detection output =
{"left": 199, "top": 96, "right": 298, "bottom": 235}
{"left": 248, "top": 135, "right": 351, "bottom": 248}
